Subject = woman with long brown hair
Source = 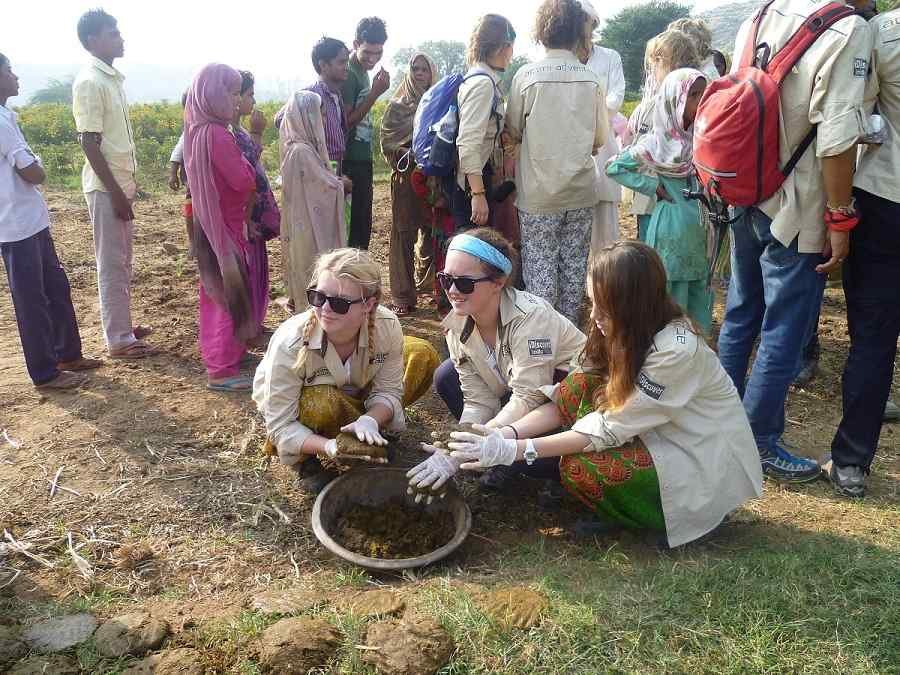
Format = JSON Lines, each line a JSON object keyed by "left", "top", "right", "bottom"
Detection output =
{"left": 451, "top": 14, "right": 516, "bottom": 230}
{"left": 413, "top": 241, "right": 762, "bottom": 547}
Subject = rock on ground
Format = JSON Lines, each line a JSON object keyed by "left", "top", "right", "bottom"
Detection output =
{"left": 256, "top": 617, "right": 341, "bottom": 674}
{"left": 7, "top": 655, "right": 80, "bottom": 675}
{"left": 94, "top": 612, "right": 169, "bottom": 658}
{"left": 122, "top": 647, "right": 205, "bottom": 675}
{"left": 340, "top": 588, "right": 405, "bottom": 618}
{"left": 21, "top": 614, "right": 97, "bottom": 653}
{"left": 250, "top": 587, "right": 330, "bottom": 615}
{"left": 479, "top": 587, "right": 549, "bottom": 630}
{"left": 0, "top": 624, "right": 28, "bottom": 669}
{"left": 363, "top": 616, "right": 453, "bottom": 675}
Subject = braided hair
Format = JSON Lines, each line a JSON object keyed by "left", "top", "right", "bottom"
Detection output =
{"left": 292, "top": 248, "right": 383, "bottom": 379}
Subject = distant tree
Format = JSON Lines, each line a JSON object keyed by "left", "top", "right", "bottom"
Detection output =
{"left": 599, "top": 1, "right": 692, "bottom": 94}
{"left": 392, "top": 40, "right": 467, "bottom": 80}
{"left": 28, "top": 77, "right": 75, "bottom": 105}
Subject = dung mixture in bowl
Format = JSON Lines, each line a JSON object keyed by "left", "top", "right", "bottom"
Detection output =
{"left": 334, "top": 499, "right": 456, "bottom": 559}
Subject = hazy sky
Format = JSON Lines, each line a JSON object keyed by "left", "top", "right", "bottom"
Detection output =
{"left": 6, "top": 0, "right": 728, "bottom": 85}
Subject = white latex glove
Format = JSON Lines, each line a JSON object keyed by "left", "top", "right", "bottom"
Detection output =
{"left": 406, "top": 444, "right": 462, "bottom": 503}
{"left": 448, "top": 424, "right": 517, "bottom": 470}
{"left": 323, "top": 438, "right": 338, "bottom": 459}
{"left": 340, "top": 414, "right": 388, "bottom": 446}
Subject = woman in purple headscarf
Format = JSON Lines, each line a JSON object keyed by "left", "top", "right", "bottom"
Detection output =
{"left": 184, "top": 63, "right": 257, "bottom": 392}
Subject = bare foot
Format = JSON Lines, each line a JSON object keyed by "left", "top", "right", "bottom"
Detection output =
{"left": 36, "top": 371, "right": 88, "bottom": 390}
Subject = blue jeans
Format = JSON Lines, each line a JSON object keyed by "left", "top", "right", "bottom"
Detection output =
{"left": 718, "top": 208, "right": 826, "bottom": 451}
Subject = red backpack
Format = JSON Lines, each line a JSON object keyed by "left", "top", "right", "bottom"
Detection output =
{"left": 692, "top": 0, "right": 856, "bottom": 206}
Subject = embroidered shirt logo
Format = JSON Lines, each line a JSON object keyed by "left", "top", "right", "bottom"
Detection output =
{"left": 528, "top": 338, "right": 553, "bottom": 356}
{"left": 306, "top": 367, "right": 331, "bottom": 384}
{"left": 854, "top": 58, "right": 868, "bottom": 77}
{"left": 637, "top": 371, "right": 665, "bottom": 400}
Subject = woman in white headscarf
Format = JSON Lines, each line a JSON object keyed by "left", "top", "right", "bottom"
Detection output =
{"left": 278, "top": 91, "right": 347, "bottom": 310}
{"left": 578, "top": 0, "right": 626, "bottom": 249}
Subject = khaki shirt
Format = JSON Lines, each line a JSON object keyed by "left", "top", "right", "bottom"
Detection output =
{"left": 252, "top": 306, "right": 406, "bottom": 456}
{"left": 456, "top": 64, "right": 505, "bottom": 189}
{"left": 442, "top": 288, "right": 586, "bottom": 426}
{"left": 569, "top": 321, "right": 763, "bottom": 548}
{"left": 731, "top": 0, "right": 872, "bottom": 253}
{"left": 505, "top": 50, "right": 609, "bottom": 214}
{"left": 72, "top": 57, "right": 138, "bottom": 198}
{"left": 855, "top": 10, "right": 900, "bottom": 202}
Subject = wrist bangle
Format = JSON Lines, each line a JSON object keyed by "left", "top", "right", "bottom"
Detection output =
{"left": 471, "top": 190, "right": 486, "bottom": 197}
{"left": 506, "top": 424, "right": 519, "bottom": 440}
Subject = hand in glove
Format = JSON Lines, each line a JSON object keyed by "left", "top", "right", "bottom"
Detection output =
{"left": 448, "top": 424, "right": 517, "bottom": 470}
{"left": 340, "top": 414, "right": 388, "bottom": 446}
{"left": 406, "top": 443, "right": 462, "bottom": 503}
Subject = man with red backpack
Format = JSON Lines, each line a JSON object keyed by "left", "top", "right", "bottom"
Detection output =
{"left": 710, "top": 0, "right": 873, "bottom": 483}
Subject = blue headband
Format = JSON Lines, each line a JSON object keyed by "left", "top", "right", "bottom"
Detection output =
{"left": 448, "top": 234, "right": 513, "bottom": 275}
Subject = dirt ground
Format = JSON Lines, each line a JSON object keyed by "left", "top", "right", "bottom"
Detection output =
{"left": 1, "top": 185, "right": 898, "bottom": 671}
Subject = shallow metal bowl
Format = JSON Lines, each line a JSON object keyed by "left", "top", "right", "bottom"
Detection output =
{"left": 311, "top": 467, "right": 472, "bottom": 570}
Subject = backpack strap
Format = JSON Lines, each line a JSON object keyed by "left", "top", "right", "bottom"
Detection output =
{"left": 781, "top": 126, "right": 818, "bottom": 176}
{"left": 740, "top": 0, "right": 778, "bottom": 69}
{"left": 460, "top": 71, "right": 503, "bottom": 151}
{"left": 765, "top": 2, "right": 857, "bottom": 84}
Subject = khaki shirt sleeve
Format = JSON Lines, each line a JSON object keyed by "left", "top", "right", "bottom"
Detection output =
{"left": 572, "top": 339, "right": 701, "bottom": 450}
{"left": 72, "top": 78, "right": 105, "bottom": 134}
{"left": 491, "top": 315, "right": 571, "bottom": 427}
{"left": 810, "top": 16, "right": 874, "bottom": 157}
{"left": 457, "top": 76, "right": 495, "bottom": 176}
{"left": 447, "top": 333, "right": 500, "bottom": 425}
{"left": 251, "top": 320, "right": 312, "bottom": 460}
{"left": 365, "top": 318, "right": 406, "bottom": 432}
{"left": 503, "top": 72, "right": 524, "bottom": 144}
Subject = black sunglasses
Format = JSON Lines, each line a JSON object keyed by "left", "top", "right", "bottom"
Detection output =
{"left": 436, "top": 272, "right": 493, "bottom": 295}
{"left": 306, "top": 288, "right": 366, "bottom": 314}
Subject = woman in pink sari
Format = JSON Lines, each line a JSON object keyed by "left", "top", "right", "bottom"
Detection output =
{"left": 184, "top": 63, "right": 257, "bottom": 392}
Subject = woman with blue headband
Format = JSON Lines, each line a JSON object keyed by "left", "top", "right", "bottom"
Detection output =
{"left": 431, "top": 228, "right": 586, "bottom": 490}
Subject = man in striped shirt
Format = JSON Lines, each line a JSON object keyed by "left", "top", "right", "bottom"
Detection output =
{"left": 306, "top": 37, "right": 351, "bottom": 172}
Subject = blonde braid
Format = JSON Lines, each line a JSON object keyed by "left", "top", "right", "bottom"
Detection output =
{"left": 292, "top": 312, "right": 319, "bottom": 375}
{"left": 365, "top": 306, "right": 377, "bottom": 382}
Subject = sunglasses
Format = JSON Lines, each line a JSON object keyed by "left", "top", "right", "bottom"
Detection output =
{"left": 306, "top": 288, "right": 367, "bottom": 314}
{"left": 436, "top": 272, "right": 493, "bottom": 295}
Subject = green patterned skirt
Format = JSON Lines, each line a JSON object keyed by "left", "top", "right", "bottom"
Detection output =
{"left": 556, "top": 371, "right": 665, "bottom": 531}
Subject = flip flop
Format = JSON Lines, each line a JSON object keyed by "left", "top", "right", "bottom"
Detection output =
{"left": 36, "top": 371, "right": 88, "bottom": 390}
{"left": 207, "top": 375, "right": 252, "bottom": 392}
{"left": 58, "top": 357, "right": 104, "bottom": 372}
{"left": 108, "top": 340, "right": 158, "bottom": 360}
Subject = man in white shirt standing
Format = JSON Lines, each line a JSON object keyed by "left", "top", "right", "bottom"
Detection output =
{"left": 579, "top": 0, "right": 627, "bottom": 248}
{"left": 0, "top": 54, "right": 101, "bottom": 389}
{"left": 72, "top": 9, "right": 156, "bottom": 360}
{"left": 823, "top": 4, "right": 900, "bottom": 497}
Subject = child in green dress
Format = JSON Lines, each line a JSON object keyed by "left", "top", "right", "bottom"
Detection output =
{"left": 607, "top": 68, "right": 712, "bottom": 333}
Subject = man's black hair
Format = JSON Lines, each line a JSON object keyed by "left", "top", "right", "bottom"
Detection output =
{"left": 311, "top": 37, "right": 349, "bottom": 74}
{"left": 77, "top": 8, "right": 117, "bottom": 50}
{"left": 0, "top": 54, "right": 8, "bottom": 70}
{"left": 239, "top": 70, "right": 254, "bottom": 95}
{"left": 355, "top": 17, "right": 388, "bottom": 45}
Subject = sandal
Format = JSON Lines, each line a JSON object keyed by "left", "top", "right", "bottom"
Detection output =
{"left": 207, "top": 375, "right": 252, "bottom": 392}
{"left": 108, "top": 340, "right": 158, "bottom": 360}
{"left": 133, "top": 326, "right": 154, "bottom": 340}
{"left": 58, "top": 357, "right": 104, "bottom": 372}
{"left": 36, "top": 371, "right": 88, "bottom": 390}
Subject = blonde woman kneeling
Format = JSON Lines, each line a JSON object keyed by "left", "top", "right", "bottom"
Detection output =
{"left": 253, "top": 248, "right": 440, "bottom": 493}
